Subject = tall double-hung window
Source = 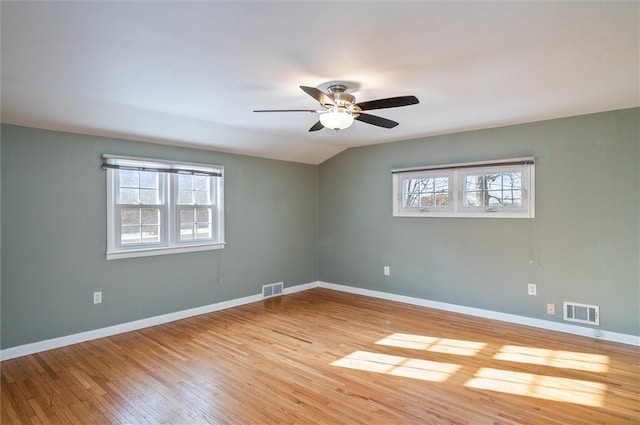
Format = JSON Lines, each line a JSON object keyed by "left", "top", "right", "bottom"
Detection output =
{"left": 103, "top": 155, "right": 224, "bottom": 259}
{"left": 393, "top": 157, "right": 535, "bottom": 218}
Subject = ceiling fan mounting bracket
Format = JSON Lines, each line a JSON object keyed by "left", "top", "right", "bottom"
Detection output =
{"left": 327, "top": 84, "right": 348, "bottom": 93}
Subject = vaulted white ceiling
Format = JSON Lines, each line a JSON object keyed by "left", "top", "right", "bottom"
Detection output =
{"left": 2, "top": 2, "right": 638, "bottom": 164}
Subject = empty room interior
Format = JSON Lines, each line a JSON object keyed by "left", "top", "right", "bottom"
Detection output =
{"left": 1, "top": 2, "right": 639, "bottom": 424}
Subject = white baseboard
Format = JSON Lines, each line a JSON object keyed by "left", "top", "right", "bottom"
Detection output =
{"left": 2, "top": 280, "right": 637, "bottom": 360}
{"left": 318, "top": 281, "right": 640, "bottom": 347}
{"left": 284, "top": 281, "right": 319, "bottom": 295}
{"left": 0, "top": 281, "right": 319, "bottom": 361}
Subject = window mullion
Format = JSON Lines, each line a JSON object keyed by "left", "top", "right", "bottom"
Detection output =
{"left": 114, "top": 204, "right": 122, "bottom": 248}
{"left": 166, "top": 173, "right": 174, "bottom": 246}
{"left": 453, "top": 170, "right": 460, "bottom": 213}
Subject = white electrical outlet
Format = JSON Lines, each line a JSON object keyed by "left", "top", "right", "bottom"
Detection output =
{"left": 93, "top": 291, "right": 102, "bottom": 304}
{"left": 527, "top": 283, "right": 537, "bottom": 296}
{"left": 547, "top": 303, "right": 555, "bottom": 315}
{"left": 383, "top": 266, "right": 390, "bottom": 276}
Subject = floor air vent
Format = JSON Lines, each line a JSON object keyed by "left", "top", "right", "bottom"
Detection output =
{"left": 563, "top": 302, "right": 599, "bottom": 326}
{"left": 262, "top": 282, "right": 283, "bottom": 299}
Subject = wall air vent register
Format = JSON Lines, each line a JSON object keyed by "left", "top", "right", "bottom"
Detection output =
{"left": 563, "top": 302, "right": 599, "bottom": 326}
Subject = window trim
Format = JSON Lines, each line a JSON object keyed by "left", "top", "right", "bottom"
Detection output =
{"left": 392, "top": 157, "right": 535, "bottom": 218}
{"left": 104, "top": 155, "right": 225, "bottom": 260}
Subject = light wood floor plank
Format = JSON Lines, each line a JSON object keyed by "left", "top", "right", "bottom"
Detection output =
{"left": 2, "top": 288, "right": 638, "bottom": 424}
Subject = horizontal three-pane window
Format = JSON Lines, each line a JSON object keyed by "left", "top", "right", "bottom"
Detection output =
{"left": 105, "top": 155, "right": 224, "bottom": 259}
{"left": 400, "top": 173, "right": 452, "bottom": 212}
{"left": 463, "top": 171, "right": 523, "bottom": 209}
{"left": 392, "top": 158, "right": 534, "bottom": 218}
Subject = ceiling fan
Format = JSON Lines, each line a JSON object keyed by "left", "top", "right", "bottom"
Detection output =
{"left": 254, "top": 84, "right": 419, "bottom": 132}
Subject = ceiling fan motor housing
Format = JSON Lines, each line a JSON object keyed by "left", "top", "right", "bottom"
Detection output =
{"left": 328, "top": 84, "right": 355, "bottom": 104}
{"left": 327, "top": 84, "right": 360, "bottom": 116}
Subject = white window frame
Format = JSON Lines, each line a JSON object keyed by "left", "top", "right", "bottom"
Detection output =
{"left": 392, "top": 157, "right": 535, "bottom": 218}
{"left": 395, "top": 169, "right": 454, "bottom": 215}
{"left": 105, "top": 155, "right": 225, "bottom": 260}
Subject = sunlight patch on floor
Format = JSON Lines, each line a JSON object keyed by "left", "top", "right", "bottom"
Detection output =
{"left": 465, "top": 367, "right": 606, "bottom": 407}
{"left": 493, "top": 345, "right": 610, "bottom": 372}
{"left": 375, "top": 333, "right": 486, "bottom": 356}
{"left": 338, "top": 332, "right": 610, "bottom": 406}
{"left": 331, "top": 351, "right": 460, "bottom": 382}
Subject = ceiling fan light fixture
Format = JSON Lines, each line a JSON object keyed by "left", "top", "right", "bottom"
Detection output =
{"left": 319, "top": 107, "right": 354, "bottom": 130}
{"left": 255, "top": 84, "right": 418, "bottom": 131}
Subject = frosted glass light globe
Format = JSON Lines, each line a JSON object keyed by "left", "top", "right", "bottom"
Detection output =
{"left": 319, "top": 108, "right": 354, "bottom": 130}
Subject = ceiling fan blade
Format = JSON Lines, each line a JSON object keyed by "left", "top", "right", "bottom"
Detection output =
{"left": 309, "top": 121, "right": 324, "bottom": 132}
{"left": 355, "top": 95, "right": 419, "bottom": 111}
{"left": 355, "top": 113, "right": 399, "bottom": 128}
{"left": 300, "top": 86, "right": 334, "bottom": 106}
{"left": 253, "top": 109, "right": 319, "bottom": 113}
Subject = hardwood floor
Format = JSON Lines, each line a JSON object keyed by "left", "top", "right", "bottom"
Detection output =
{"left": 2, "top": 288, "right": 639, "bottom": 424}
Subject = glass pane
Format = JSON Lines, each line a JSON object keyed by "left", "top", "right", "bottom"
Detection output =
{"left": 119, "top": 170, "right": 139, "bottom": 188}
{"left": 196, "top": 223, "right": 212, "bottom": 239}
{"left": 121, "top": 208, "right": 139, "bottom": 225}
{"left": 178, "top": 174, "right": 194, "bottom": 190}
{"left": 118, "top": 188, "right": 139, "bottom": 204}
{"left": 195, "top": 190, "right": 210, "bottom": 205}
{"left": 483, "top": 175, "right": 501, "bottom": 190}
{"left": 465, "top": 191, "right": 482, "bottom": 207}
{"left": 180, "top": 208, "right": 195, "bottom": 224}
{"left": 178, "top": 190, "right": 193, "bottom": 204}
{"left": 465, "top": 176, "right": 483, "bottom": 191}
{"left": 139, "top": 172, "right": 158, "bottom": 189}
{"left": 196, "top": 208, "right": 211, "bottom": 223}
{"left": 420, "top": 195, "right": 434, "bottom": 207}
{"left": 503, "top": 190, "right": 522, "bottom": 206}
{"left": 140, "top": 225, "right": 160, "bottom": 243}
{"left": 141, "top": 208, "right": 159, "bottom": 225}
{"left": 404, "top": 194, "right": 419, "bottom": 208}
{"left": 422, "top": 178, "right": 434, "bottom": 192}
{"left": 435, "top": 194, "right": 449, "bottom": 207}
{"left": 121, "top": 225, "right": 141, "bottom": 245}
{"left": 504, "top": 172, "right": 522, "bottom": 188}
{"left": 403, "top": 179, "right": 423, "bottom": 196}
{"left": 139, "top": 189, "right": 159, "bottom": 204}
{"left": 194, "top": 176, "right": 209, "bottom": 191}
{"left": 434, "top": 177, "right": 448, "bottom": 192}
{"left": 488, "top": 190, "right": 503, "bottom": 206}
{"left": 180, "top": 224, "right": 195, "bottom": 241}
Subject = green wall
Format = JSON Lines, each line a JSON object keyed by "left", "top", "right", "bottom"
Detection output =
{"left": 319, "top": 108, "right": 639, "bottom": 336}
{"left": 2, "top": 108, "right": 639, "bottom": 350}
{"left": 0, "top": 125, "right": 318, "bottom": 349}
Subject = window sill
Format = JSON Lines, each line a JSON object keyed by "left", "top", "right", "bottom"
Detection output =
{"left": 106, "top": 242, "right": 225, "bottom": 260}
{"left": 394, "top": 211, "right": 534, "bottom": 218}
